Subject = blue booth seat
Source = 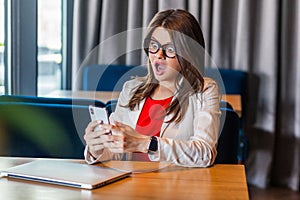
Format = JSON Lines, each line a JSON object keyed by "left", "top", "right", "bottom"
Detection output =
{"left": 0, "top": 102, "right": 93, "bottom": 159}
{"left": 82, "top": 64, "right": 148, "bottom": 91}
{"left": 205, "top": 67, "right": 249, "bottom": 163}
{"left": 215, "top": 107, "right": 240, "bottom": 164}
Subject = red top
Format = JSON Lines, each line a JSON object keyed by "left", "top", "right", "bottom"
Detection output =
{"left": 133, "top": 96, "right": 173, "bottom": 161}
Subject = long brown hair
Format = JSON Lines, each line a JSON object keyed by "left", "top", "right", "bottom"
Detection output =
{"left": 126, "top": 9, "right": 205, "bottom": 124}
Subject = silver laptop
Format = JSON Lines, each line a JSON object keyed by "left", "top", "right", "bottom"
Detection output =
{"left": 0, "top": 160, "right": 131, "bottom": 189}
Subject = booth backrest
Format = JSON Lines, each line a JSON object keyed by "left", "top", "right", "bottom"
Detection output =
{"left": 0, "top": 95, "right": 105, "bottom": 107}
{"left": 0, "top": 102, "right": 92, "bottom": 159}
{"left": 83, "top": 64, "right": 148, "bottom": 91}
{"left": 205, "top": 67, "right": 250, "bottom": 159}
{"left": 214, "top": 107, "right": 240, "bottom": 164}
{"left": 204, "top": 68, "right": 248, "bottom": 118}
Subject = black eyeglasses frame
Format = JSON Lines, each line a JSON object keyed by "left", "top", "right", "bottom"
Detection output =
{"left": 145, "top": 39, "right": 176, "bottom": 59}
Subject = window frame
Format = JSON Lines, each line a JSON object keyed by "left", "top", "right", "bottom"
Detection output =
{"left": 7, "top": 0, "right": 37, "bottom": 95}
{"left": 5, "top": 0, "right": 73, "bottom": 95}
{"left": 62, "top": 0, "right": 73, "bottom": 90}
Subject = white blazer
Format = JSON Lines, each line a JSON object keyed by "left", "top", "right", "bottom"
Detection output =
{"left": 85, "top": 77, "right": 221, "bottom": 167}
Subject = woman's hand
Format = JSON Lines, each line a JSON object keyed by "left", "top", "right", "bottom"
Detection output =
{"left": 83, "top": 120, "right": 112, "bottom": 158}
{"left": 101, "top": 121, "right": 150, "bottom": 154}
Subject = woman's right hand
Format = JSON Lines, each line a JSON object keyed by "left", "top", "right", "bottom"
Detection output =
{"left": 83, "top": 120, "right": 111, "bottom": 159}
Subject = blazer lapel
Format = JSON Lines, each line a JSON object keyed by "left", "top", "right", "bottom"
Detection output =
{"left": 129, "top": 98, "right": 146, "bottom": 129}
{"left": 160, "top": 95, "right": 177, "bottom": 137}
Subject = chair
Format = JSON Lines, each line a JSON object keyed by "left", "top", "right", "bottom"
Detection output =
{"left": 214, "top": 107, "right": 240, "bottom": 164}
{"left": 205, "top": 67, "right": 248, "bottom": 163}
{"left": 82, "top": 64, "right": 147, "bottom": 91}
{"left": 220, "top": 99, "right": 233, "bottom": 110}
{"left": 0, "top": 102, "right": 93, "bottom": 159}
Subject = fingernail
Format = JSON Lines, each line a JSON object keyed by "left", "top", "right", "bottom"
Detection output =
{"left": 98, "top": 120, "right": 103, "bottom": 124}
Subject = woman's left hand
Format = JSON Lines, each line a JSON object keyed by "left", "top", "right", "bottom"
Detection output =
{"left": 101, "top": 121, "right": 150, "bottom": 154}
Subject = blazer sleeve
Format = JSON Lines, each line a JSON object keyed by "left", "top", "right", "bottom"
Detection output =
{"left": 84, "top": 80, "right": 140, "bottom": 164}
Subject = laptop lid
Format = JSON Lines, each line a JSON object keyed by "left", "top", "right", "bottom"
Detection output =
{"left": 0, "top": 160, "right": 131, "bottom": 189}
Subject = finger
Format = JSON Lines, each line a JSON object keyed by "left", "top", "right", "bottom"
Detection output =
{"left": 103, "top": 134, "right": 125, "bottom": 145}
{"left": 92, "top": 120, "right": 105, "bottom": 132}
{"left": 114, "top": 121, "right": 135, "bottom": 135}
{"left": 85, "top": 120, "right": 103, "bottom": 133}
{"left": 111, "top": 128, "right": 125, "bottom": 136}
{"left": 104, "top": 140, "right": 125, "bottom": 151}
{"left": 88, "top": 132, "right": 117, "bottom": 143}
{"left": 101, "top": 124, "right": 124, "bottom": 136}
{"left": 100, "top": 124, "right": 116, "bottom": 134}
{"left": 84, "top": 129, "right": 109, "bottom": 142}
{"left": 99, "top": 134, "right": 116, "bottom": 143}
{"left": 89, "top": 144, "right": 105, "bottom": 153}
{"left": 101, "top": 123, "right": 115, "bottom": 130}
{"left": 114, "top": 121, "right": 127, "bottom": 128}
{"left": 86, "top": 136, "right": 105, "bottom": 146}
{"left": 109, "top": 148, "right": 125, "bottom": 154}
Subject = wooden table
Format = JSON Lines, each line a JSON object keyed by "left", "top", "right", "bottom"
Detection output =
{"left": 42, "top": 90, "right": 242, "bottom": 117}
{"left": 43, "top": 90, "right": 121, "bottom": 103}
{"left": 222, "top": 94, "right": 242, "bottom": 117}
{"left": 0, "top": 157, "right": 249, "bottom": 200}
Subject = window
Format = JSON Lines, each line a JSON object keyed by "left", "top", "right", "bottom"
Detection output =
{"left": 2, "top": 0, "right": 71, "bottom": 96}
{"left": 37, "top": 0, "right": 62, "bottom": 95}
{"left": 0, "top": 0, "right": 5, "bottom": 94}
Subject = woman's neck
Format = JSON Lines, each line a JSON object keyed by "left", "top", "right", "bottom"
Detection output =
{"left": 151, "top": 84, "right": 175, "bottom": 100}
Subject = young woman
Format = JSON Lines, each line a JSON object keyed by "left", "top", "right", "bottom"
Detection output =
{"left": 84, "top": 9, "right": 220, "bottom": 167}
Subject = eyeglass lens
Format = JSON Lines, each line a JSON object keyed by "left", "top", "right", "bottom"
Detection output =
{"left": 148, "top": 40, "right": 176, "bottom": 58}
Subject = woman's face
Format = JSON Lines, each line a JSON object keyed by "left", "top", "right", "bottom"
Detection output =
{"left": 148, "top": 27, "right": 181, "bottom": 87}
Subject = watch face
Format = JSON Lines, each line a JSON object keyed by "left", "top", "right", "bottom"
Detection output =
{"left": 148, "top": 136, "right": 158, "bottom": 153}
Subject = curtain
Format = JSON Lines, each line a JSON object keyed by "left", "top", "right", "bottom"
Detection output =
{"left": 72, "top": 0, "right": 300, "bottom": 191}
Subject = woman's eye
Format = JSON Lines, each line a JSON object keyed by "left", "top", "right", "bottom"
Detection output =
{"left": 166, "top": 46, "right": 175, "bottom": 53}
{"left": 150, "top": 42, "right": 159, "bottom": 49}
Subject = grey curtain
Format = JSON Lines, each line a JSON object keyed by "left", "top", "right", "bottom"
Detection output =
{"left": 72, "top": 0, "right": 300, "bottom": 191}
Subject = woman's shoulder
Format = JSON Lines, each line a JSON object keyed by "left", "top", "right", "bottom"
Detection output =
{"left": 203, "top": 77, "right": 219, "bottom": 91}
{"left": 192, "top": 77, "right": 219, "bottom": 100}
{"left": 189, "top": 77, "right": 220, "bottom": 109}
{"left": 119, "top": 78, "right": 145, "bottom": 97}
{"left": 122, "top": 78, "right": 144, "bottom": 90}
{"left": 116, "top": 78, "right": 143, "bottom": 106}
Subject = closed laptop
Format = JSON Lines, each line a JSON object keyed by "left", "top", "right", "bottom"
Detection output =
{"left": 0, "top": 160, "right": 132, "bottom": 189}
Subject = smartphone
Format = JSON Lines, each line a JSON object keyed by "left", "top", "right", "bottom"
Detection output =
{"left": 88, "top": 105, "right": 109, "bottom": 131}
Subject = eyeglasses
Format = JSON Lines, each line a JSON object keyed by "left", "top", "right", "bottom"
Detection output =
{"left": 147, "top": 39, "right": 176, "bottom": 58}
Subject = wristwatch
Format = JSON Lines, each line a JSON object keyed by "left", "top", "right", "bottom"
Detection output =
{"left": 148, "top": 136, "right": 158, "bottom": 154}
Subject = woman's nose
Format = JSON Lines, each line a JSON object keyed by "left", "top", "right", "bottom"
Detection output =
{"left": 155, "top": 48, "right": 165, "bottom": 59}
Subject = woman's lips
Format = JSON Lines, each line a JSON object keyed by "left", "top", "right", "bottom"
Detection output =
{"left": 154, "top": 62, "right": 166, "bottom": 76}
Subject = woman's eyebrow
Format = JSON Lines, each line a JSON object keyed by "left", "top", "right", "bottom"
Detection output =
{"left": 150, "top": 37, "right": 159, "bottom": 42}
{"left": 150, "top": 37, "right": 173, "bottom": 45}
